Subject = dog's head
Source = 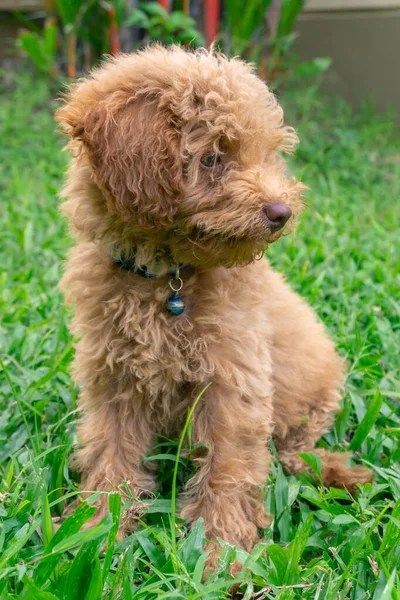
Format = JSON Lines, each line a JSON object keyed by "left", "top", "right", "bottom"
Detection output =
{"left": 57, "top": 45, "right": 306, "bottom": 269}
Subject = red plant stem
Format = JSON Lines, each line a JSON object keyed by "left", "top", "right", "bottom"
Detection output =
{"left": 204, "top": 0, "right": 220, "bottom": 47}
{"left": 83, "top": 42, "right": 92, "bottom": 72}
{"left": 45, "top": 16, "right": 57, "bottom": 76}
{"left": 67, "top": 31, "right": 77, "bottom": 79}
{"left": 108, "top": 5, "right": 120, "bottom": 55}
{"left": 44, "top": 0, "right": 57, "bottom": 17}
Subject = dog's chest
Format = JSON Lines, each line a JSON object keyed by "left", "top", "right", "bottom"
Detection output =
{"left": 105, "top": 267, "right": 272, "bottom": 404}
{"left": 105, "top": 285, "right": 215, "bottom": 396}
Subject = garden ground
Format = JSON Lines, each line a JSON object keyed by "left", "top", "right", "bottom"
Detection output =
{"left": 0, "top": 77, "right": 399, "bottom": 599}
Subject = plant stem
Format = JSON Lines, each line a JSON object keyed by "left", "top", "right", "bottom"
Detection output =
{"left": 170, "top": 383, "right": 212, "bottom": 561}
{"left": 67, "top": 31, "right": 77, "bottom": 79}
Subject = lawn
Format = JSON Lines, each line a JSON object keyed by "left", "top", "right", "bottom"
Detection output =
{"left": 0, "top": 76, "right": 399, "bottom": 599}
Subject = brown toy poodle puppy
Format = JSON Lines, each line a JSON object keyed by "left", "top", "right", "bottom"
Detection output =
{"left": 56, "top": 45, "right": 372, "bottom": 566}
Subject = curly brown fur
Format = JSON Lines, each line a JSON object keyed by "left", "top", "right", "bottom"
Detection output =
{"left": 56, "top": 45, "right": 372, "bottom": 564}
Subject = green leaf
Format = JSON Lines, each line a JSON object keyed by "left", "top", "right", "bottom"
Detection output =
{"left": 330, "top": 502, "right": 392, "bottom": 596}
{"left": 242, "top": 543, "right": 270, "bottom": 579}
{"left": 122, "top": 577, "right": 133, "bottom": 600}
{"left": 287, "top": 480, "right": 301, "bottom": 507}
{"left": 180, "top": 517, "right": 205, "bottom": 572}
{"left": 277, "top": 589, "right": 295, "bottom": 600}
{"left": 226, "top": 0, "right": 272, "bottom": 54}
{"left": 135, "top": 530, "right": 165, "bottom": 570}
{"left": 284, "top": 514, "right": 313, "bottom": 585}
{"left": 140, "top": 499, "right": 171, "bottom": 514}
{"left": 349, "top": 390, "right": 383, "bottom": 451}
{"left": 142, "top": 453, "right": 185, "bottom": 465}
{"left": 375, "top": 569, "right": 397, "bottom": 600}
{"left": 3, "top": 458, "right": 15, "bottom": 491}
{"left": 379, "top": 498, "right": 400, "bottom": 570}
{"left": 192, "top": 550, "right": 212, "bottom": 586}
{"left": 213, "top": 539, "right": 236, "bottom": 578}
{"left": 0, "top": 520, "right": 39, "bottom": 569}
{"left": 18, "top": 578, "right": 59, "bottom": 600}
{"left": 278, "top": 0, "right": 305, "bottom": 37}
{"left": 102, "top": 493, "right": 121, "bottom": 582}
{"left": 298, "top": 452, "right": 323, "bottom": 481}
{"left": 240, "top": 0, "right": 272, "bottom": 43}
{"left": 40, "top": 485, "right": 54, "bottom": 548}
{"left": 0, "top": 527, "right": 5, "bottom": 553}
{"left": 268, "top": 544, "right": 289, "bottom": 585}
{"left": 332, "top": 514, "right": 358, "bottom": 525}
{"left": 275, "top": 463, "right": 291, "bottom": 541}
{"left": 176, "top": 29, "right": 205, "bottom": 46}
{"left": 35, "top": 503, "right": 96, "bottom": 585}
{"left": 51, "top": 515, "right": 112, "bottom": 554}
{"left": 124, "top": 8, "right": 150, "bottom": 28}
{"left": 84, "top": 557, "right": 102, "bottom": 600}
{"left": 49, "top": 445, "right": 69, "bottom": 517}
{"left": 294, "top": 57, "right": 332, "bottom": 79}
{"left": 55, "top": 0, "right": 81, "bottom": 26}
{"left": 63, "top": 515, "right": 112, "bottom": 599}
{"left": 166, "top": 11, "right": 196, "bottom": 30}
{"left": 43, "top": 21, "right": 57, "bottom": 59}
{"left": 18, "top": 33, "right": 50, "bottom": 73}
{"left": 139, "top": 2, "right": 169, "bottom": 19}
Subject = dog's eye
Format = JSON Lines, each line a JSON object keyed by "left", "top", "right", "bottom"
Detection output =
{"left": 200, "top": 152, "right": 221, "bottom": 168}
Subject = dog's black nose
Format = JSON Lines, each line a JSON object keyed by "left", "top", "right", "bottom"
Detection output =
{"left": 263, "top": 202, "right": 292, "bottom": 231}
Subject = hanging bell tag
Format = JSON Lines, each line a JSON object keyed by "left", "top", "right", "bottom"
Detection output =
{"left": 166, "top": 268, "right": 185, "bottom": 315}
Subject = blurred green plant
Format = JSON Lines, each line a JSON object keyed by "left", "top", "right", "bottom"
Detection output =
{"left": 17, "top": 0, "right": 323, "bottom": 85}
{"left": 17, "top": 0, "right": 204, "bottom": 79}
{"left": 53, "top": 0, "right": 126, "bottom": 78}
{"left": 223, "top": 0, "right": 331, "bottom": 86}
{"left": 125, "top": 2, "right": 204, "bottom": 47}
{"left": 18, "top": 17, "right": 58, "bottom": 76}
{"left": 17, "top": 0, "right": 125, "bottom": 78}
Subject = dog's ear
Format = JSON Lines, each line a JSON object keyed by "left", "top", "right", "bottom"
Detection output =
{"left": 56, "top": 85, "right": 184, "bottom": 226}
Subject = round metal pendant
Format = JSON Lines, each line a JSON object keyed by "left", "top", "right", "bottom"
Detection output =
{"left": 166, "top": 292, "right": 185, "bottom": 315}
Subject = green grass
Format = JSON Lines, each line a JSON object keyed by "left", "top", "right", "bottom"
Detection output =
{"left": 0, "top": 76, "right": 399, "bottom": 599}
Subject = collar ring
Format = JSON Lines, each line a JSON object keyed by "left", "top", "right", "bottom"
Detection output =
{"left": 169, "top": 276, "right": 183, "bottom": 292}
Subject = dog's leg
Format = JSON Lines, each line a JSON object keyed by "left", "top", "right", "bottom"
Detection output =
{"left": 275, "top": 407, "right": 373, "bottom": 494}
{"left": 265, "top": 270, "right": 373, "bottom": 492}
{"left": 71, "top": 384, "right": 156, "bottom": 532}
{"left": 270, "top": 323, "right": 374, "bottom": 493}
{"left": 180, "top": 382, "right": 273, "bottom": 570}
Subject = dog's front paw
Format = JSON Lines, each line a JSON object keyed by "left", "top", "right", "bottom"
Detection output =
{"left": 203, "top": 542, "right": 244, "bottom": 580}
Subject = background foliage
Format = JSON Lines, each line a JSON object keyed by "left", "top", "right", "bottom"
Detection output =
{"left": 16, "top": 0, "right": 328, "bottom": 85}
{"left": 17, "top": 0, "right": 205, "bottom": 78}
{"left": 222, "top": 0, "right": 330, "bottom": 85}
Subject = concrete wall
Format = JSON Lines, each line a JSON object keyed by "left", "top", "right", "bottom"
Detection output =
{"left": 295, "top": 1, "right": 400, "bottom": 117}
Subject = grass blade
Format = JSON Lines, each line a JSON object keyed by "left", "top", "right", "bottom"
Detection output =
{"left": 35, "top": 503, "right": 97, "bottom": 585}
{"left": 349, "top": 391, "right": 383, "bottom": 451}
{"left": 170, "top": 383, "right": 211, "bottom": 562}
{"left": 84, "top": 557, "right": 103, "bottom": 600}
{"left": 376, "top": 569, "right": 397, "bottom": 600}
{"left": 0, "top": 519, "right": 39, "bottom": 570}
{"left": 19, "top": 578, "right": 59, "bottom": 599}
{"left": 40, "top": 485, "right": 54, "bottom": 548}
{"left": 179, "top": 516, "right": 205, "bottom": 572}
{"left": 102, "top": 492, "right": 121, "bottom": 583}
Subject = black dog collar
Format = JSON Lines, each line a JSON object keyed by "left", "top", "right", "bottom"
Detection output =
{"left": 111, "top": 253, "right": 191, "bottom": 279}
{"left": 111, "top": 251, "right": 191, "bottom": 315}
